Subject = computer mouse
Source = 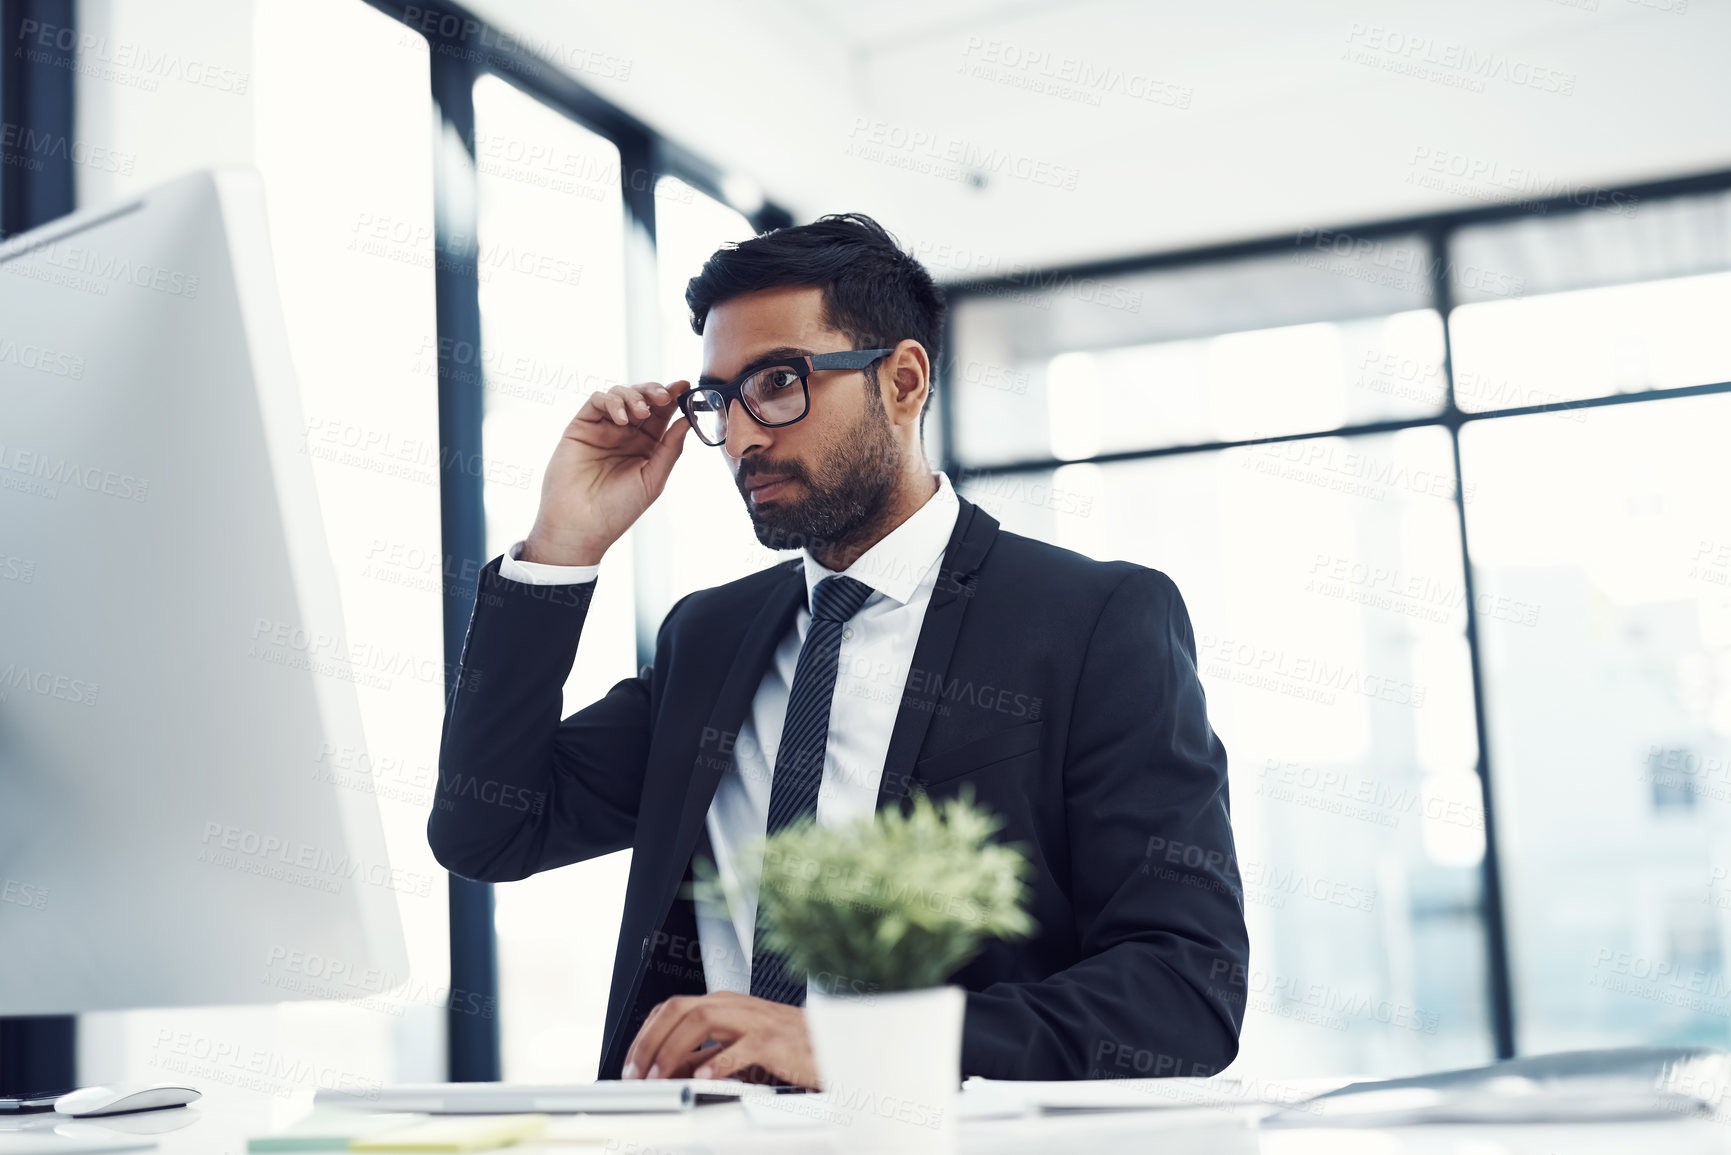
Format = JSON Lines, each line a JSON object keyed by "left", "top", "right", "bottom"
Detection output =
{"left": 53, "top": 1084, "right": 201, "bottom": 1117}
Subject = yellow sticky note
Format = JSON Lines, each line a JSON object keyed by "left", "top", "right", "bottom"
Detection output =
{"left": 350, "top": 1113, "right": 549, "bottom": 1152}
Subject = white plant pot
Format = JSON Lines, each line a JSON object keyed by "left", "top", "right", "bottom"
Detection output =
{"left": 804, "top": 983, "right": 965, "bottom": 1153}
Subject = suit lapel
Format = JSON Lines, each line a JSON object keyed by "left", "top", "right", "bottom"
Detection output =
{"left": 646, "top": 495, "right": 1001, "bottom": 919}
{"left": 875, "top": 495, "right": 999, "bottom": 811}
{"left": 652, "top": 560, "right": 805, "bottom": 919}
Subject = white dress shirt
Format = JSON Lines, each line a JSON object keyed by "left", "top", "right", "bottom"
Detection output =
{"left": 499, "top": 471, "right": 961, "bottom": 996}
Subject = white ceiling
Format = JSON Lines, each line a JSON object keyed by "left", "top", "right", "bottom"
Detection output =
{"left": 467, "top": 0, "right": 1731, "bottom": 278}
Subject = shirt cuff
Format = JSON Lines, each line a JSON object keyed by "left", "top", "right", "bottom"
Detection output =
{"left": 498, "top": 540, "right": 600, "bottom": 586}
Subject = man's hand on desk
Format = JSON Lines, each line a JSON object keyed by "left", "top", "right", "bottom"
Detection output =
{"left": 621, "top": 992, "right": 819, "bottom": 1089}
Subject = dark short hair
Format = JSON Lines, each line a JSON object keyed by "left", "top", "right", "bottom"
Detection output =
{"left": 684, "top": 212, "right": 946, "bottom": 433}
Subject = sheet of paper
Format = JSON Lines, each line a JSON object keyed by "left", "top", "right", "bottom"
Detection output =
{"left": 247, "top": 1110, "right": 431, "bottom": 1151}
{"left": 348, "top": 1113, "right": 547, "bottom": 1152}
{"left": 960, "top": 1075, "right": 1354, "bottom": 1115}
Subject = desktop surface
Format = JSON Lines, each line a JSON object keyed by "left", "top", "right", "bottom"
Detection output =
{"left": 16, "top": 1081, "right": 1731, "bottom": 1155}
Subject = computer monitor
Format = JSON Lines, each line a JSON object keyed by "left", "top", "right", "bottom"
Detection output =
{"left": 0, "top": 168, "right": 408, "bottom": 1013}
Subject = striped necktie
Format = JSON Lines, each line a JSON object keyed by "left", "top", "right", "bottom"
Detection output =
{"left": 748, "top": 573, "right": 876, "bottom": 1006}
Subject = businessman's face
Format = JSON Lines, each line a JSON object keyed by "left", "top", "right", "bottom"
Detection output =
{"left": 702, "top": 286, "right": 912, "bottom": 553}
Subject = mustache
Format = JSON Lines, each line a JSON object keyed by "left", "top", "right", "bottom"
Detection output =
{"left": 738, "top": 463, "right": 805, "bottom": 487}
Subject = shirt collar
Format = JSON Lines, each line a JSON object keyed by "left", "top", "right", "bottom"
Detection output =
{"left": 801, "top": 471, "right": 959, "bottom": 611}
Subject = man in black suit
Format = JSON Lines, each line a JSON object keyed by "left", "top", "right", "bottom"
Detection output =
{"left": 430, "top": 213, "right": 1248, "bottom": 1088}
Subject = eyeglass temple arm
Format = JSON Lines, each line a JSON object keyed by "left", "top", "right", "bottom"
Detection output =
{"left": 806, "top": 347, "right": 895, "bottom": 371}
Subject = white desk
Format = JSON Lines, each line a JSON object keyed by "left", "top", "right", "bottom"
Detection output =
{"left": 17, "top": 1085, "right": 1731, "bottom": 1155}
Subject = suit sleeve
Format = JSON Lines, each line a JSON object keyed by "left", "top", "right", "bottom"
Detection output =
{"left": 960, "top": 566, "right": 1249, "bottom": 1079}
{"left": 427, "top": 556, "right": 685, "bottom": 883}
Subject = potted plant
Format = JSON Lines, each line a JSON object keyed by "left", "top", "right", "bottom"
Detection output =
{"left": 699, "top": 786, "right": 1034, "bottom": 1150}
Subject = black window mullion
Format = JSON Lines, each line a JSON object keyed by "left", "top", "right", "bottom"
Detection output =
{"left": 428, "top": 42, "right": 498, "bottom": 1085}
{"left": 1429, "top": 223, "right": 1518, "bottom": 1061}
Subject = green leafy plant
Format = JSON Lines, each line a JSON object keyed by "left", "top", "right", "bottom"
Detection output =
{"left": 694, "top": 786, "right": 1036, "bottom": 994}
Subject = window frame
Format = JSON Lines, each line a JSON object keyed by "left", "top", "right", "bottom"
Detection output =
{"left": 937, "top": 172, "right": 1731, "bottom": 1064}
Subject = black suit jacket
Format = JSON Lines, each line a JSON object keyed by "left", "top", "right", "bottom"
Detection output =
{"left": 429, "top": 494, "right": 1249, "bottom": 1080}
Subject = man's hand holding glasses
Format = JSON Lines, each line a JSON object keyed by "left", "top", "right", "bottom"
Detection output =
{"left": 521, "top": 379, "right": 695, "bottom": 567}
{"left": 519, "top": 347, "right": 894, "bottom": 567}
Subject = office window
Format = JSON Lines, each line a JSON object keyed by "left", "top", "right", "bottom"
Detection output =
{"left": 1449, "top": 191, "right": 1731, "bottom": 411}
{"left": 959, "top": 426, "right": 1492, "bottom": 1077}
{"left": 949, "top": 237, "right": 1442, "bottom": 466}
{"left": 471, "top": 74, "right": 635, "bottom": 1082}
{"left": 75, "top": 0, "right": 447, "bottom": 1097}
{"left": 947, "top": 175, "right": 1731, "bottom": 1071}
{"left": 651, "top": 175, "right": 788, "bottom": 604}
{"left": 1461, "top": 393, "right": 1731, "bottom": 1054}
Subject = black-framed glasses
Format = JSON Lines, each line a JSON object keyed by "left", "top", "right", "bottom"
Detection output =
{"left": 679, "top": 347, "right": 895, "bottom": 446}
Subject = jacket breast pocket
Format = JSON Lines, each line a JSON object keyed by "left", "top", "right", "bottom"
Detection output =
{"left": 913, "top": 720, "right": 1044, "bottom": 787}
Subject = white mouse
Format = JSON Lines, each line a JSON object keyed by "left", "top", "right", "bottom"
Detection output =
{"left": 54, "top": 1084, "right": 201, "bottom": 1117}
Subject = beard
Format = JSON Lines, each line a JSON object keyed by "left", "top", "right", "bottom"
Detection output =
{"left": 741, "top": 387, "right": 900, "bottom": 557}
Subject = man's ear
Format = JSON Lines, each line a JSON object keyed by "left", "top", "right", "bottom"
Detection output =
{"left": 888, "top": 342, "right": 930, "bottom": 423}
